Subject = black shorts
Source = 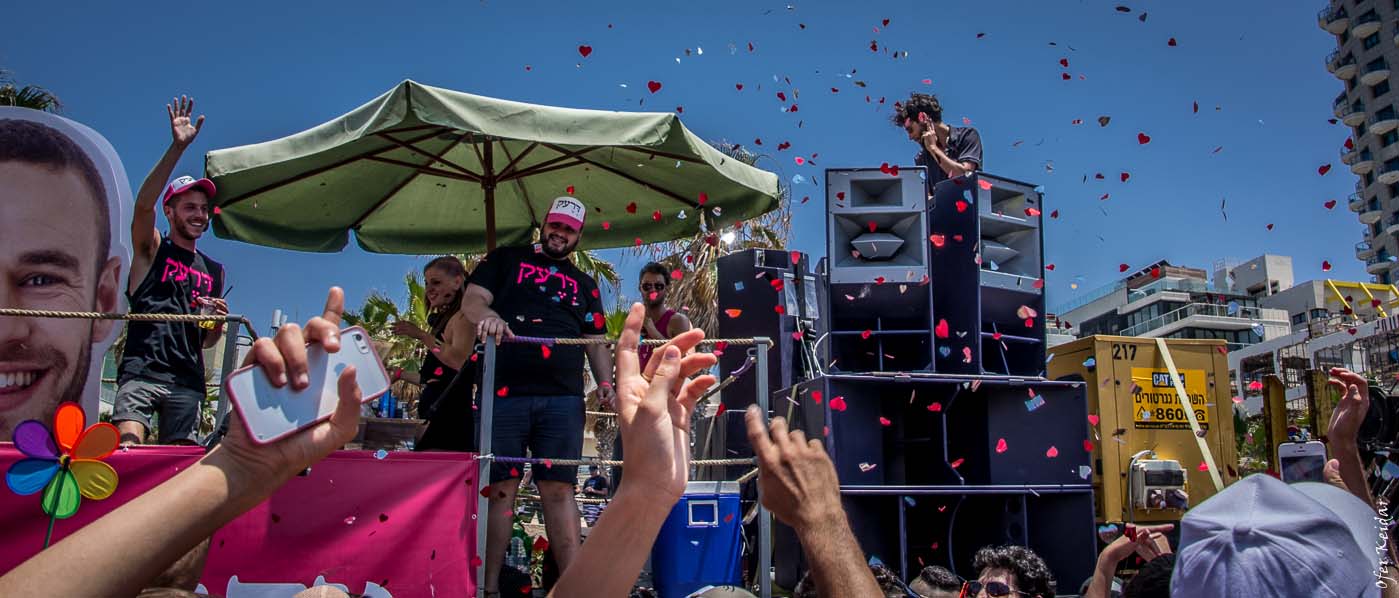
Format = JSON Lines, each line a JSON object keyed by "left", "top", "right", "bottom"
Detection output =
{"left": 489, "top": 395, "right": 584, "bottom": 485}
{"left": 111, "top": 378, "right": 203, "bottom": 444}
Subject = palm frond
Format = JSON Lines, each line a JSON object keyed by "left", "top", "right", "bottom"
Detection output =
{"left": 0, "top": 71, "right": 61, "bottom": 112}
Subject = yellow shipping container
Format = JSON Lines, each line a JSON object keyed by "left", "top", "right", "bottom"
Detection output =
{"left": 1048, "top": 335, "right": 1239, "bottom": 525}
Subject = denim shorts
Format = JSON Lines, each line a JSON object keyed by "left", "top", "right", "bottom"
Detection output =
{"left": 488, "top": 395, "right": 584, "bottom": 485}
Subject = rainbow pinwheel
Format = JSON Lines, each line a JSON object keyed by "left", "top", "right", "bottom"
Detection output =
{"left": 4, "top": 402, "right": 120, "bottom": 546}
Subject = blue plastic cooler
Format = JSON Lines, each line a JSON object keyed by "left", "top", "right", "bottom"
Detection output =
{"left": 651, "top": 481, "right": 743, "bottom": 597}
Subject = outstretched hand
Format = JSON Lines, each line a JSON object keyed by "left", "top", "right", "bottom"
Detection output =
{"left": 167, "top": 95, "right": 204, "bottom": 148}
{"left": 745, "top": 405, "right": 844, "bottom": 531}
{"left": 613, "top": 302, "right": 717, "bottom": 500}
{"left": 213, "top": 287, "right": 362, "bottom": 492}
{"left": 1326, "top": 367, "right": 1370, "bottom": 449}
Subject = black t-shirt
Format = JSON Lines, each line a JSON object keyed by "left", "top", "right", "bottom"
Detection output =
{"left": 472, "top": 245, "right": 606, "bottom": 397}
{"left": 583, "top": 475, "right": 609, "bottom": 494}
{"left": 916, "top": 126, "right": 984, "bottom": 189}
{"left": 119, "top": 238, "right": 225, "bottom": 391}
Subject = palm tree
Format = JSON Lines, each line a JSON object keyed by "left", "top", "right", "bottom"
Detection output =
{"left": 343, "top": 271, "right": 431, "bottom": 406}
{"left": 0, "top": 69, "right": 62, "bottom": 112}
{"left": 627, "top": 141, "right": 793, "bottom": 336}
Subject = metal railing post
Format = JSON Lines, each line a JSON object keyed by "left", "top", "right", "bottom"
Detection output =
{"left": 477, "top": 341, "right": 497, "bottom": 597}
{"left": 213, "top": 316, "right": 250, "bottom": 436}
{"left": 755, "top": 337, "right": 772, "bottom": 598}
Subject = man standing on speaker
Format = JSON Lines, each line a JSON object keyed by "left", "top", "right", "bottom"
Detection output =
{"left": 115, "top": 96, "right": 227, "bottom": 446}
{"left": 893, "top": 92, "right": 983, "bottom": 189}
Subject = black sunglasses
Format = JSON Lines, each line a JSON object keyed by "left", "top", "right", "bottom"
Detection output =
{"left": 641, "top": 283, "right": 666, "bottom": 291}
{"left": 962, "top": 580, "right": 1029, "bottom": 597}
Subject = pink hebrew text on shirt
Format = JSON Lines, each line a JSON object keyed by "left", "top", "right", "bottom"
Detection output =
{"left": 515, "top": 262, "right": 581, "bottom": 299}
{"left": 160, "top": 257, "right": 214, "bottom": 297}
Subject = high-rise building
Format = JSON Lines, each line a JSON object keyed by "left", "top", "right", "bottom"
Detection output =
{"left": 1323, "top": 1, "right": 1399, "bottom": 281}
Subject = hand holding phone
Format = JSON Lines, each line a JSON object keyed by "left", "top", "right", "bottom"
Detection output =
{"left": 1278, "top": 441, "right": 1327, "bottom": 483}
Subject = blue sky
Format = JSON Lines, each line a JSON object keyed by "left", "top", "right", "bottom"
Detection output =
{"left": 2, "top": 0, "right": 1358, "bottom": 332}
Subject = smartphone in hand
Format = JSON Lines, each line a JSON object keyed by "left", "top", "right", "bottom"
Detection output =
{"left": 1278, "top": 441, "right": 1327, "bottom": 483}
{"left": 226, "top": 326, "right": 390, "bottom": 444}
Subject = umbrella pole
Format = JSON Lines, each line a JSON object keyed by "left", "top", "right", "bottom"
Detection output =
{"left": 483, "top": 140, "right": 496, "bottom": 251}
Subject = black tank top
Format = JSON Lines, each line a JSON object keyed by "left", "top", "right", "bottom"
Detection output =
{"left": 118, "top": 238, "right": 224, "bottom": 390}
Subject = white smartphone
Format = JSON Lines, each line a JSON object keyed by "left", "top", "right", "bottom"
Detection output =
{"left": 1278, "top": 441, "right": 1327, "bottom": 483}
{"left": 226, "top": 326, "right": 391, "bottom": 445}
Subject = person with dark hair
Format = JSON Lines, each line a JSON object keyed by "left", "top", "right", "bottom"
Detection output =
{"left": 892, "top": 92, "right": 983, "bottom": 189}
{"left": 0, "top": 114, "right": 123, "bottom": 442}
{"left": 392, "top": 255, "right": 477, "bottom": 451}
{"left": 1121, "top": 553, "right": 1173, "bottom": 598}
{"left": 1083, "top": 523, "right": 1173, "bottom": 598}
{"left": 910, "top": 565, "right": 963, "bottom": 598}
{"left": 463, "top": 196, "right": 614, "bottom": 596}
{"left": 968, "top": 545, "right": 1056, "bottom": 598}
{"left": 115, "top": 96, "right": 227, "bottom": 445}
{"left": 610, "top": 261, "right": 694, "bottom": 491}
{"left": 792, "top": 562, "right": 905, "bottom": 598}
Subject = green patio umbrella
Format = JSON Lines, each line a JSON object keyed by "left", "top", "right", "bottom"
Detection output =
{"left": 204, "top": 80, "right": 780, "bottom": 253}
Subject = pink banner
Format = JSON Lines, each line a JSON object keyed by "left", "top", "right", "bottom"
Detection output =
{"left": 0, "top": 445, "right": 477, "bottom": 597}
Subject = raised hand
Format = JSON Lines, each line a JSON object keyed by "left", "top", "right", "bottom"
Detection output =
{"left": 215, "top": 288, "right": 361, "bottom": 488}
{"left": 613, "top": 303, "right": 717, "bottom": 500}
{"left": 167, "top": 95, "right": 205, "bottom": 148}
{"left": 1326, "top": 367, "right": 1370, "bottom": 449}
{"left": 744, "top": 406, "right": 844, "bottom": 530}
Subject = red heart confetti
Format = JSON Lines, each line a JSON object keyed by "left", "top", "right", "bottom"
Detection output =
{"left": 647, "top": 80, "right": 663, "bottom": 93}
{"left": 497, "top": 386, "right": 509, "bottom": 397}
{"left": 1088, "top": 414, "right": 1100, "bottom": 426}
{"left": 879, "top": 417, "right": 892, "bottom": 426}
{"left": 955, "top": 200, "right": 969, "bottom": 213}
{"left": 1050, "top": 209, "right": 1059, "bottom": 218}
{"left": 791, "top": 251, "right": 802, "bottom": 264}
{"left": 995, "top": 438, "right": 1008, "bottom": 453}
{"left": 795, "top": 156, "right": 806, "bottom": 165}
{"left": 1025, "top": 207, "right": 1041, "bottom": 217}
{"left": 1266, "top": 223, "right": 1274, "bottom": 231}
{"left": 930, "top": 233, "right": 946, "bottom": 248}
{"left": 1033, "top": 278, "right": 1045, "bottom": 289}
{"left": 830, "top": 396, "right": 848, "bottom": 412}
{"left": 770, "top": 278, "right": 785, "bottom": 292}
{"left": 724, "top": 308, "right": 742, "bottom": 318}
{"left": 1197, "top": 461, "right": 1209, "bottom": 472}
{"left": 1167, "top": 37, "right": 1177, "bottom": 46}
{"left": 874, "top": 276, "right": 886, "bottom": 285}
{"left": 626, "top": 202, "right": 637, "bottom": 213}
{"left": 778, "top": 141, "right": 791, "bottom": 151}
{"left": 472, "top": 555, "right": 484, "bottom": 568}
{"left": 812, "top": 391, "right": 823, "bottom": 404}
{"left": 566, "top": 185, "right": 575, "bottom": 194}
{"left": 578, "top": 45, "right": 592, "bottom": 58}
{"left": 1119, "top": 263, "right": 1130, "bottom": 273}
{"left": 1318, "top": 164, "right": 1332, "bottom": 176}
{"left": 777, "top": 91, "right": 786, "bottom": 101}
{"left": 1120, "top": 172, "right": 1131, "bottom": 182}
{"left": 735, "top": 83, "right": 744, "bottom": 91}
{"left": 1193, "top": 101, "right": 1199, "bottom": 114}
{"left": 836, "top": 191, "right": 846, "bottom": 201}
{"left": 1059, "top": 58, "right": 1069, "bottom": 68}
{"left": 434, "top": 367, "right": 443, "bottom": 376}
{"left": 927, "top": 402, "right": 942, "bottom": 412}
{"left": 1324, "top": 199, "right": 1337, "bottom": 210}
{"left": 698, "top": 192, "right": 708, "bottom": 205}
{"left": 601, "top": 221, "right": 611, "bottom": 230}
{"left": 1083, "top": 439, "right": 1095, "bottom": 452}
{"left": 861, "top": 329, "right": 873, "bottom": 340}
{"left": 949, "top": 458, "right": 964, "bottom": 469}
{"left": 978, "top": 179, "right": 993, "bottom": 190}
{"left": 671, "top": 269, "right": 684, "bottom": 280}
{"left": 935, "top": 319, "right": 950, "bottom": 338}
{"left": 774, "top": 305, "right": 785, "bottom": 315}
{"left": 1046, "top": 446, "right": 1059, "bottom": 458}
{"left": 1322, "top": 260, "right": 1332, "bottom": 272}
{"left": 652, "top": 210, "right": 662, "bottom": 222}
{"left": 1137, "top": 132, "right": 1151, "bottom": 145}
{"left": 1045, "top": 264, "right": 1056, "bottom": 271}
{"left": 868, "top": 221, "right": 878, "bottom": 233}
{"left": 1151, "top": 266, "right": 1161, "bottom": 278}
{"left": 1061, "top": 73, "right": 1071, "bottom": 81}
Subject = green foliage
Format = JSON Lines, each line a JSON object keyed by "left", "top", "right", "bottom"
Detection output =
{"left": 0, "top": 69, "right": 61, "bottom": 112}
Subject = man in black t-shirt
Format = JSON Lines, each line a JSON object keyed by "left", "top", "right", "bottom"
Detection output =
{"left": 580, "top": 465, "right": 610, "bottom": 526}
{"left": 114, "top": 97, "right": 228, "bottom": 446}
{"left": 463, "top": 196, "right": 613, "bottom": 595}
{"left": 893, "top": 92, "right": 983, "bottom": 192}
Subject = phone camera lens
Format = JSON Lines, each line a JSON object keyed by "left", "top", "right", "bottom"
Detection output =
{"left": 353, "top": 332, "right": 363, "bottom": 341}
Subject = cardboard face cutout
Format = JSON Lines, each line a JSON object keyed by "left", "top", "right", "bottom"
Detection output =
{"left": 0, "top": 108, "right": 132, "bottom": 441}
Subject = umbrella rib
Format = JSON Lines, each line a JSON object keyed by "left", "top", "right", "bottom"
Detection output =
{"left": 499, "top": 146, "right": 601, "bottom": 181}
{"left": 219, "top": 129, "right": 446, "bottom": 208}
{"left": 374, "top": 132, "right": 482, "bottom": 179}
{"left": 364, "top": 156, "right": 480, "bottom": 182}
{"left": 496, "top": 142, "right": 540, "bottom": 178}
{"left": 616, "top": 145, "right": 707, "bottom": 165}
{"left": 498, "top": 143, "right": 541, "bottom": 225}
{"left": 539, "top": 143, "right": 698, "bottom": 208}
{"left": 350, "top": 135, "right": 469, "bottom": 230}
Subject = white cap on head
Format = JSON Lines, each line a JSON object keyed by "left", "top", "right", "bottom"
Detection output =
{"left": 544, "top": 196, "right": 586, "bottom": 232}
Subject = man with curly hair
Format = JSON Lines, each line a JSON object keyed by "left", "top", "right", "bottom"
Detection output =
{"left": 892, "top": 92, "right": 983, "bottom": 189}
{"left": 968, "top": 545, "right": 1056, "bottom": 598}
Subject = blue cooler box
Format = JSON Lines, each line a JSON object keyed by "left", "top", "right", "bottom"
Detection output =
{"left": 651, "top": 481, "right": 743, "bottom": 597}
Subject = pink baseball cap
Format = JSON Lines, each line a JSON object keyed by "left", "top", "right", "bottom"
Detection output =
{"left": 544, "top": 196, "right": 586, "bottom": 231}
{"left": 163, "top": 175, "right": 216, "bottom": 205}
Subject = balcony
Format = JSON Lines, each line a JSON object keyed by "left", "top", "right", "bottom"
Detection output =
{"left": 1372, "top": 111, "right": 1399, "bottom": 135}
{"left": 1331, "top": 50, "right": 1360, "bottom": 79}
{"left": 1353, "top": 11, "right": 1382, "bottom": 38}
{"left": 1332, "top": 52, "right": 1358, "bottom": 79}
{"left": 1350, "top": 192, "right": 1367, "bottom": 211}
{"left": 1363, "top": 58, "right": 1392, "bottom": 86}
{"left": 1118, "top": 302, "right": 1288, "bottom": 339}
{"left": 1342, "top": 103, "right": 1368, "bottom": 126}
{"left": 1361, "top": 205, "right": 1384, "bottom": 223}
{"left": 1352, "top": 152, "right": 1376, "bottom": 174}
{"left": 1382, "top": 161, "right": 1399, "bottom": 185}
{"left": 1334, "top": 92, "right": 1350, "bottom": 117}
{"left": 1368, "top": 254, "right": 1393, "bottom": 274}
{"left": 1319, "top": 5, "right": 1350, "bottom": 34}
{"left": 1386, "top": 215, "right": 1399, "bottom": 235}
{"left": 1359, "top": 240, "right": 1379, "bottom": 258}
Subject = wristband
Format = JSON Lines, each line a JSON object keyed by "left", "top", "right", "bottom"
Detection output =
{"left": 599, "top": 381, "right": 613, "bottom": 389}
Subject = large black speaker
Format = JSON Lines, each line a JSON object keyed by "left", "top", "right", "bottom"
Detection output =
{"left": 928, "top": 173, "right": 1047, "bottom": 377}
{"left": 713, "top": 249, "right": 818, "bottom": 476}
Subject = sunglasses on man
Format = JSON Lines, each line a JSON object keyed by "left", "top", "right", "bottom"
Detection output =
{"left": 641, "top": 283, "right": 667, "bottom": 291}
{"left": 959, "top": 580, "right": 1032, "bottom": 597}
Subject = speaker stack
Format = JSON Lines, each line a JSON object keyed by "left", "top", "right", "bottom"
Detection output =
{"left": 712, "top": 167, "right": 1096, "bottom": 590}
